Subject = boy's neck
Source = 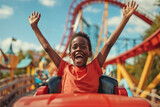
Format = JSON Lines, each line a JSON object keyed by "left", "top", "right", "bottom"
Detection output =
{"left": 74, "top": 64, "right": 86, "bottom": 68}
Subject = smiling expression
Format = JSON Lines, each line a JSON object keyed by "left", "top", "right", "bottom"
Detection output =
{"left": 69, "top": 36, "right": 92, "bottom": 67}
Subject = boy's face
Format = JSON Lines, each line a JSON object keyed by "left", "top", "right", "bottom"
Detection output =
{"left": 69, "top": 36, "right": 92, "bottom": 67}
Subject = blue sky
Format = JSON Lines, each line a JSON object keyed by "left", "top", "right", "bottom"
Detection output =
{"left": 0, "top": 0, "right": 159, "bottom": 60}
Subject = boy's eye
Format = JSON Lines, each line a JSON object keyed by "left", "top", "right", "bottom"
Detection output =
{"left": 71, "top": 45, "right": 87, "bottom": 50}
{"left": 81, "top": 45, "right": 86, "bottom": 49}
{"left": 72, "top": 46, "right": 77, "bottom": 50}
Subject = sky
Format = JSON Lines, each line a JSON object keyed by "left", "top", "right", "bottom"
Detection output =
{"left": 0, "top": 0, "right": 160, "bottom": 60}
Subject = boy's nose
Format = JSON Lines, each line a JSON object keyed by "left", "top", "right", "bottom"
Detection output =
{"left": 77, "top": 46, "right": 81, "bottom": 50}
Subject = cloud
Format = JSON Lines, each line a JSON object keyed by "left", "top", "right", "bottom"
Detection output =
{"left": 108, "top": 0, "right": 159, "bottom": 34}
{"left": 108, "top": 11, "right": 150, "bottom": 35}
{"left": 0, "top": 38, "right": 43, "bottom": 54}
{"left": 84, "top": 6, "right": 101, "bottom": 13}
{"left": 126, "top": 15, "right": 150, "bottom": 34}
{"left": 108, "top": 15, "right": 122, "bottom": 27}
{"left": 126, "top": 0, "right": 159, "bottom": 18}
{"left": 0, "top": 5, "right": 13, "bottom": 19}
{"left": 55, "top": 44, "right": 69, "bottom": 53}
{"left": 39, "top": 0, "right": 57, "bottom": 7}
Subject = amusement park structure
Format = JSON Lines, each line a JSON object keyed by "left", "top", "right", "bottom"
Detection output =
{"left": 0, "top": 0, "right": 160, "bottom": 106}
{"left": 0, "top": 43, "right": 19, "bottom": 81}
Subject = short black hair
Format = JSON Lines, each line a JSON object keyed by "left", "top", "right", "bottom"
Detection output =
{"left": 69, "top": 32, "right": 92, "bottom": 52}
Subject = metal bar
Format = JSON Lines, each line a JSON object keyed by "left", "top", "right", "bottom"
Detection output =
{"left": 136, "top": 51, "right": 156, "bottom": 95}
{"left": 118, "top": 63, "right": 134, "bottom": 90}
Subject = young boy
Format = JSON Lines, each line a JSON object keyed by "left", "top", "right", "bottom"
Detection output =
{"left": 28, "top": 0, "right": 138, "bottom": 93}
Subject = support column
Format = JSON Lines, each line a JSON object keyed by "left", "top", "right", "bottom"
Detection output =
{"left": 73, "top": 9, "right": 82, "bottom": 32}
{"left": 136, "top": 51, "right": 155, "bottom": 94}
{"left": 31, "top": 67, "right": 35, "bottom": 76}
{"left": 104, "top": 2, "right": 108, "bottom": 44}
{"left": 94, "top": 2, "right": 108, "bottom": 58}
{"left": 26, "top": 66, "right": 30, "bottom": 75}
{"left": 118, "top": 63, "right": 134, "bottom": 90}
{"left": 140, "top": 73, "right": 160, "bottom": 98}
{"left": 79, "top": 9, "right": 83, "bottom": 32}
{"left": 117, "top": 64, "right": 122, "bottom": 83}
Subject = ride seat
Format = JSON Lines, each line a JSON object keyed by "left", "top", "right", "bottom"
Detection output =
{"left": 35, "top": 75, "right": 128, "bottom": 96}
{"left": 46, "top": 75, "right": 118, "bottom": 94}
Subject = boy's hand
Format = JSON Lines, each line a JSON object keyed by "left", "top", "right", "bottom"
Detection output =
{"left": 123, "top": 0, "right": 138, "bottom": 19}
{"left": 28, "top": 11, "right": 41, "bottom": 27}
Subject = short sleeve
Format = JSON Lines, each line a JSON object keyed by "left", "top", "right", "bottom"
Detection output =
{"left": 91, "top": 58, "right": 103, "bottom": 76}
{"left": 57, "top": 59, "right": 68, "bottom": 77}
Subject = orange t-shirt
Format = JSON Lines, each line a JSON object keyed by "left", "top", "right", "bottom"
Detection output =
{"left": 57, "top": 58, "right": 103, "bottom": 93}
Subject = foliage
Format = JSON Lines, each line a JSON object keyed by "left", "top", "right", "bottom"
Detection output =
{"left": 14, "top": 69, "right": 25, "bottom": 75}
{"left": 17, "top": 49, "right": 25, "bottom": 61}
{"left": 0, "top": 71, "right": 10, "bottom": 79}
{"left": 126, "top": 13, "right": 160, "bottom": 94}
{"left": 143, "top": 13, "right": 160, "bottom": 40}
{"left": 0, "top": 71, "right": 3, "bottom": 79}
{"left": 154, "top": 0, "right": 160, "bottom": 6}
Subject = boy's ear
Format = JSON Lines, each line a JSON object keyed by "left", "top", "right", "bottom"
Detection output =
{"left": 89, "top": 51, "right": 92, "bottom": 57}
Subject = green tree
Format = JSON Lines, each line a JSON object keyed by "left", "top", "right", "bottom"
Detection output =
{"left": 143, "top": 13, "right": 160, "bottom": 40}
{"left": 154, "top": 0, "right": 160, "bottom": 6}
{"left": 17, "top": 49, "right": 25, "bottom": 61}
{"left": 130, "top": 13, "right": 160, "bottom": 94}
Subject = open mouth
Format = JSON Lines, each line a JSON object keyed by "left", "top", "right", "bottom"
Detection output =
{"left": 75, "top": 54, "right": 83, "bottom": 62}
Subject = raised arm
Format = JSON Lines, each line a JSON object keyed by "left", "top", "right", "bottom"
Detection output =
{"left": 28, "top": 11, "right": 61, "bottom": 68}
{"left": 97, "top": 0, "right": 138, "bottom": 67}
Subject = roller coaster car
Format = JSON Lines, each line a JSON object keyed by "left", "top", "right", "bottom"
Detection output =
{"left": 13, "top": 75, "right": 151, "bottom": 107}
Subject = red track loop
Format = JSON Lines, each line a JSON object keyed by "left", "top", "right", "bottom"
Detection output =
{"left": 103, "top": 28, "right": 160, "bottom": 68}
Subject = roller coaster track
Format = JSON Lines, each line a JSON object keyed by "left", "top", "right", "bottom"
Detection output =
{"left": 59, "top": 0, "right": 153, "bottom": 58}
{"left": 103, "top": 28, "right": 160, "bottom": 68}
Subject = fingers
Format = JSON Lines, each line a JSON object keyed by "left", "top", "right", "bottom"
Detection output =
{"left": 36, "top": 11, "right": 38, "bottom": 17}
{"left": 134, "top": 4, "right": 138, "bottom": 10}
{"left": 30, "top": 11, "right": 40, "bottom": 17}
{"left": 133, "top": 1, "right": 136, "bottom": 7}
{"left": 31, "top": 11, "right": 35, "bottom": 16}
{"left": 31, "top": 11, "right": 34, "bottom": 17}
{"left": 31, "top": 12, "right": 33, "bottom": 17}
{"left": 38, "top": 13, "right": 41, "bottom": 18}
{"left": 37, "top": 12, "right": 41, "bottom": 20}
{"left": 126, "top": 0, "right": 138, "bottom": 9}
{"left": 130, "top": 0, "right": 133, "bottom": 7}
{"left": 127, "top": 1, "right": 129, "bottom": 7}
{"left": 131, "top": 0, "right": 138, "bottom": 10}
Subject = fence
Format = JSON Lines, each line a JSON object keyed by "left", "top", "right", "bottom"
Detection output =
{"left": 0, "top": 75, "right": 36, "bottom": 106}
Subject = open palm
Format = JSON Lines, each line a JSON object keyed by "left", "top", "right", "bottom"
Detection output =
{"left": 123, "top": 0, "right": 138, "bottom": 18}
{"left": 28, "top": 11, "right": 41, "bottom": 26}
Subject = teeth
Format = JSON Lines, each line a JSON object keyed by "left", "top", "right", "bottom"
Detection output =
{"left": 75, "top": 54, "right": 83, "bottom": 58}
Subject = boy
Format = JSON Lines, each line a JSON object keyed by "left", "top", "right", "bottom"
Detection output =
{"left": 28, "top": 0, "right": 138, "bottom": 93}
